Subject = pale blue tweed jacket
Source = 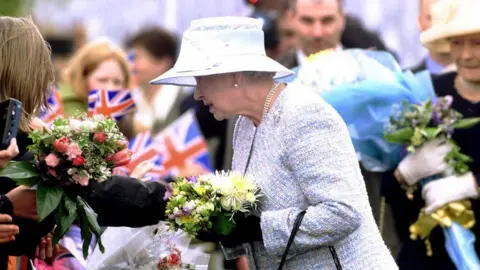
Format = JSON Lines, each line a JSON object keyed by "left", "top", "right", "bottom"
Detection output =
{"left": 230, "top": 84, "right": 398, "bottom": 270}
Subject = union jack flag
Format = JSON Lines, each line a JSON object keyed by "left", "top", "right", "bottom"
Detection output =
{"left": 152, "top": 110, "right": 212, "bottom": 177}
{"left": 114, "top": 131, "right": 164, "bottom": 181}
{"left": 40, "top": 86, "right": 64, "bottom": 125}
{"left": 87, "top": 89, "right": 135, "bottom": 121}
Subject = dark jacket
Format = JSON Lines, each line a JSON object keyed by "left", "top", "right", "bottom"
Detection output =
{"left": 0, "top": 131, "right": 168, "bottom": 268}
{"left": 382, "top": 72, "right": 480, "bottom": 270}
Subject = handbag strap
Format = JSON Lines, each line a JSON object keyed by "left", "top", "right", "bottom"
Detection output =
{"left": 277, "top": 211, "right": 342, "bottom": 270}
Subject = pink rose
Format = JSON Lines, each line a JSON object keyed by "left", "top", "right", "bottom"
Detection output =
{"left": 94, "top": 132, "right": 107, "bottom": 143}
{"left": 72, "top": 171, "right": 90, "bottom": 186}
{"left": 105, "top": 149, "right": 132, "bottom": 167}
{"left": 116, "top": 139, "right": 129, "bottom": 150}
{"left": 53, "top": 137, "right": 69, "bottom": 153}
{"left": 66, "top": 143, "right": 82, "bottom": 160}
{"left": 45, "top": 153, "right": 60, "bottom": 167}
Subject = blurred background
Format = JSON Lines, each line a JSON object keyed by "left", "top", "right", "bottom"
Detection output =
{"left": 2, "top": 0, "right": 425, "bottom": 69}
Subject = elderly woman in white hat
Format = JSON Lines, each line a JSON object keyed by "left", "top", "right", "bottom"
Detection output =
{"left": 383, "top": 0, "right": 480, "bottom": 269}
{"left": 151, "top": 16, "right": 396, "bottom": 270}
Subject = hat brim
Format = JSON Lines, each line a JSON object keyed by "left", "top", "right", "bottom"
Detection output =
{"left": 421, "top": 24, "right": 480, "bottom": 53}
{"left": 150, "top": 55, "right": 294, "bottom": 86}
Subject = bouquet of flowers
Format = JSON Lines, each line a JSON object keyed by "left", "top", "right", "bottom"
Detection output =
{"left": 385, "top": 96, "right": 480, "bottom": 269}
{"left": 0, "top": 114, "right": 132, "bottom": 258}
{"left": 164, "top": 171, "right": 261, "bottom": 237}
{"left": 87, "top": 222, "right": 210, "bottom": 270}
{"left": 385, "top": 96, "right": 480, "bottom": 173}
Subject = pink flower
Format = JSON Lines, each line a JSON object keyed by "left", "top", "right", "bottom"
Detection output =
{"left": 94, "top": 132, "right": 107, "bottom": 143}
{"left": 72, "top": 156, "right": 85, "bottom": 166}
{"left": 66, "top": 143, "right": 82, "bottom": 160}
{"left": 116, "top": 139, "right": 129, "bottom": 150}
{"left": 105, "top": 149, "right": 132, "bottom": 167}
{"left": 54, "top": 137, "right": 69, "bottom": 153}
{"left": 72, "top": 171, "right": 90, "bottom": 186}
{"left": 45, "top": 153, "right": 60, "bottom": 167}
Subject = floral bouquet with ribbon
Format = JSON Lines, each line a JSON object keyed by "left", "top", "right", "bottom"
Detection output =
{"left": 164, "top": 171, "right": 261, "bottom": 238}
{"left": 385, "top": 95, "right": 480, "bottom": 268}
{"left": 87, "top": 222, "right": 210, "bottom": 270}
{"left": 0, "top": 114, "right": 132, "bottom": 258}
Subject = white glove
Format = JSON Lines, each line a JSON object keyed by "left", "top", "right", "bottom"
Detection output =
{"left": 397, "top": 139, "right": 451, "bottom": 185}
{"left": 422, "top": 172, "right": 479, "bottom": 214}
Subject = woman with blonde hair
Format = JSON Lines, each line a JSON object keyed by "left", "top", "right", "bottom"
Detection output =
{"left": 59, "top": 39, "right": 136, "bottom": 138}
{"left": 0, "top": 15, "right": 173, "bottom": 268}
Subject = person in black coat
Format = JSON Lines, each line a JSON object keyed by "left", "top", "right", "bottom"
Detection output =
{"left": 382, "top": 1, "right": 480, "bottom": 267}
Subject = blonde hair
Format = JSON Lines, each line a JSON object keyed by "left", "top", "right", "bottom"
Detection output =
{"left": 63, "top": 40, "right": 131, "bottom": 101}
{"left": 0, "top": 16, "right": 55, "bottom": 132}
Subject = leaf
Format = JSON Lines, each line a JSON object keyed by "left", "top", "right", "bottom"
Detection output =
{"left": 452, "top": 118, "right": 480, "bottom": 129}
{"left": 0, "top": 161, "right": 39, "bottom": 182}
{"left": 385, "top": 127, "right": 414, "bottom": 143}
{"left": 77, "top": 196, "right": 104, "bottom": 257}
{"left": 52, "top": 198, "right": 77, "bottom": 245}
{"left": 423, "top": 127, "right": 442, "bottom": 140}
{"left": 212, "top": 212, "right": 234, "bottom": 236}
{"left": 76, "top": 197, "right": 101, "bottom": 235}
{"left": 37, "top": 183, "right": 63, "bottom": 222}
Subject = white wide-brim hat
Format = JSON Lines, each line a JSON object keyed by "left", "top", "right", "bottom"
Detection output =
{"left": 150, "top": 16, "right": 294, "bottom": 86}
{"left": 420, "top": 0, "right": 480, "bottom": 53}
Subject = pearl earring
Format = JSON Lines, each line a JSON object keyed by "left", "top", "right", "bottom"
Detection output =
{"left": 234, "top": 83, "right": 238, "bottom": 88}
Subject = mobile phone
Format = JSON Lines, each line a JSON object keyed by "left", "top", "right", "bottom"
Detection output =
{"left": 0, "top": 98, "right": 22, "bottom": 150}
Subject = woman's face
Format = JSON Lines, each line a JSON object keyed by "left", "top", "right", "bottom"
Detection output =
{"left": 449, "top": 33, "right": 480, "bottom": 83}
{"left": 87, "top": 58, "right": 126, "bottom": 90}
{"left": 194, "top": 74, "right": 241, "bottom": 121}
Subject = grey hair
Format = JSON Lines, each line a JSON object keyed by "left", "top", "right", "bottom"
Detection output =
{"left": 241, "top": 71, "right": 276, "bottom": 79}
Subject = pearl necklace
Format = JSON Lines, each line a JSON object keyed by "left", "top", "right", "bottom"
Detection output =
{"left": 262, "top": 82, "right": 281, "bottom": 119}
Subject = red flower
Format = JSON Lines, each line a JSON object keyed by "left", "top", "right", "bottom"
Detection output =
{"left": 105, "top": 149, "right": 132, "bottom": 167}
{"left": 54, "top": 137, "right": 69, "bottom": 153}
{"left": 94, "top": 132, "right": 107, "bottom": 143}
{"left": 166, "top": 253, "right": 181, "bottom": 266}
{"left": 72, "top": 156, "right": 85, "bottom": 166}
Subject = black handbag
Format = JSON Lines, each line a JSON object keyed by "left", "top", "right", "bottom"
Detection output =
{"left": 278, "top": 211, "right": 342, "bottom": 270}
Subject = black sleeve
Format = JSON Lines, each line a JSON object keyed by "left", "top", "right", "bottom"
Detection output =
{"left": 86, "top": 176, "right": 167, "bottom": 227}
{"left": 0, "top": 188, "right": 54, "bottom": 257}
{"left": 381, "top": 170, "right": 424, "bottom": 239}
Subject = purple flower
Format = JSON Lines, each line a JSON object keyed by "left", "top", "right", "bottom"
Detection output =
{"left": 443, "top": 95, "right": 453, "bottom": 108}
{"left": 163, "top": 190, "right": 172, "bottom": 201}
{"left": 187, "top": 176, "right": 198, "bottom": 183}
{"left": 432, "top": 111, "right": 443, "bottom": 125}
{"left": 182, "top": 207, "right": 192, "bottom": 215}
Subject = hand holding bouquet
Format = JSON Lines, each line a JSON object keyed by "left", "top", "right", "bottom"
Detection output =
{"left": 384, "top": 96, "right": 480, "bottom": 268}
{"left": 0, "top": 114, "right": 132, "bottom": 258}
{"left": 385, "top": 95, "right": 480, "bottom": 173}
{"left": 164, "top": 171, "right": 261, "bottom": 238}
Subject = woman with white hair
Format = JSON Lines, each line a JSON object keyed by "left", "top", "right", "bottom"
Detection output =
{"left": 151, "top": 16, "right": 397, "bottom": 269}
{"left": 383, "top": 0, "right": 480, "bottom": 269}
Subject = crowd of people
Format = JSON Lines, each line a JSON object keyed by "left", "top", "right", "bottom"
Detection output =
{"left": 1, "top": 0, "right": 480, "bottom": 269}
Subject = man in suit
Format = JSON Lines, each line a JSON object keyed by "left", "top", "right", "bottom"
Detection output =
{"left": 409, "top": 0, "right": 453, "bottom": 74}
{"left": 277, "top": 0, "right": 392, "bottom": 69}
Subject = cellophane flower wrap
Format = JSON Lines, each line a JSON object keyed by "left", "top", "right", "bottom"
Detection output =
{"left": 0, "top": 114, "right": 132, "bottom": 258}
{"left": 385, "top": 96, "right": 480, "bottom": 269}
{"left": 164, "top": 171, "right": 261, "bottom": 237}
{"left": 87, "top": 222, "right": 210, "bottom": 270}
